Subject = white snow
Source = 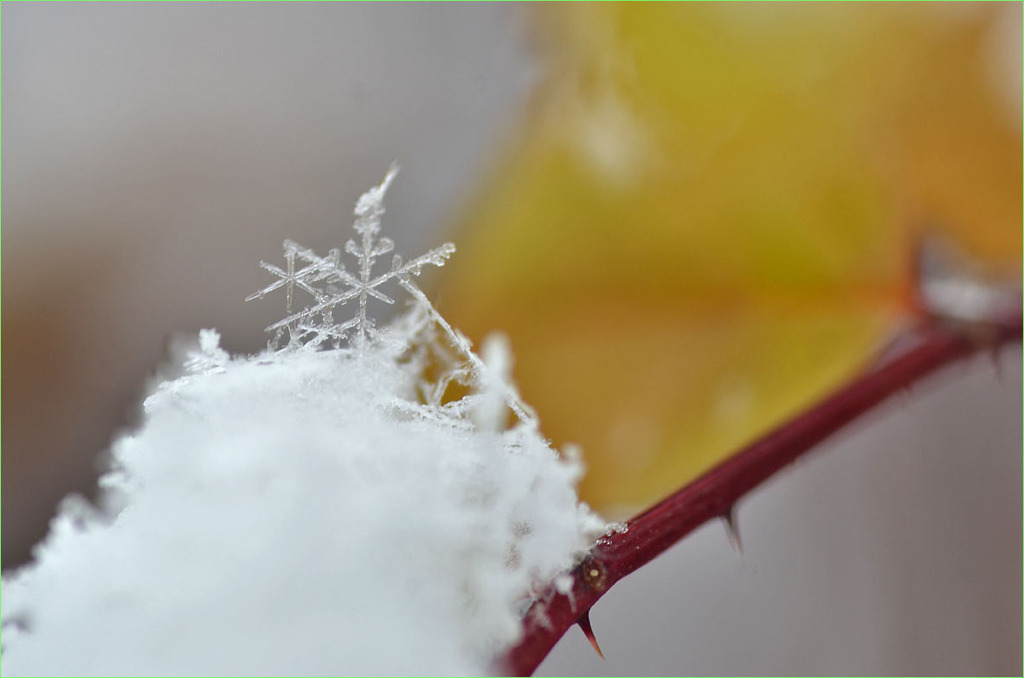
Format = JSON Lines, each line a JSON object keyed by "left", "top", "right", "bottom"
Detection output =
{"left": 1, "top": 171, "right": 608, "bottom": 676}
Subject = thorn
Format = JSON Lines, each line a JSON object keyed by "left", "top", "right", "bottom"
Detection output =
{"left": 577, "top": 610, "right": 604, "bottom": 660}
{"left": 722, "top": 507, "right": 743, "bottom": 554}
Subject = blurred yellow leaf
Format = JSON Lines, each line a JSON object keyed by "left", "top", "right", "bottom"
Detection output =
{"left": 439, "top": 4, "right": 1022, "bottom": 515}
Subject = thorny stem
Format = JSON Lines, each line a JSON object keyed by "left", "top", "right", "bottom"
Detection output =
{"left": 503, "top": 306, "right": 1021, "bottom": 676}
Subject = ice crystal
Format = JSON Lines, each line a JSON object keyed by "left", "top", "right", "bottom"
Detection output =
{"left": 247, "top": 166, "right": 535, "bottom": 427}
{"left": 247, "top": 165, "right": 456, "bottom": 350}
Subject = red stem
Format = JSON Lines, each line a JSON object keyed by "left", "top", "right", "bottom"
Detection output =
{"left": 504, "top": 310, "right": 1021, "bottom": 676}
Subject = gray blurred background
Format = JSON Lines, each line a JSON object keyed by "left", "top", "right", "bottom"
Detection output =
{"left": 3, "top": 3, "right": 1020, "bottom": 674}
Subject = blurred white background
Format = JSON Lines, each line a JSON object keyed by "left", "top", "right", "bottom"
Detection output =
{"left": 3, "top": 4, "right": 1020, "bottom": 674}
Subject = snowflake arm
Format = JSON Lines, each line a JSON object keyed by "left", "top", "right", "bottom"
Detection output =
{"left": 395, "top": 277, "right": 536, "bottom": 427}
{"left": 245, "top": 259, "right": 329, "bottom": 305}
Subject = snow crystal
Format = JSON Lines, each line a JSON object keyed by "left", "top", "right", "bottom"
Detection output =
{"left": 1, "top": 170, "right": 608, "bottom": 676}
{"left": 246, "top": 164, "right": 456, "bottom": 351}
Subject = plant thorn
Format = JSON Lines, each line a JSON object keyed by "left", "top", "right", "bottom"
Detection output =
{"left": 577, "top": 610, "right": 604, "bottom": 660}
{"left": 722, "top": 507, "right": 743, "bottom": 554}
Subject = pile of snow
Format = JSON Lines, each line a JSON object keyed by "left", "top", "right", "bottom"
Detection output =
{"left": 1, "top": 170, "right": 608, "bottom": 675}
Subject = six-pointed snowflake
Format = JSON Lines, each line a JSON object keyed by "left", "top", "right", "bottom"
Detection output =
{"left": 247, "top": 166, "right": 536, "bottom": 427}
{"left": 246, "top": 166, "right": 455, "bottom": 350}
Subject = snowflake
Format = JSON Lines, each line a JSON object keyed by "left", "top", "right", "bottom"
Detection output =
{"left": 246, "top": 166, "right": 536, "bottom": 427}
{"left": 246, "top": 166, "right": 455, "bottom": 350}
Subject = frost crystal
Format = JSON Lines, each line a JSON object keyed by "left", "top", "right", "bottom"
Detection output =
{"left": 1, "top": 169, "right": 606, "bottom": 676}
{"left": 247, "top": 165, "right": 455, "bottom": 350}
{"left": 248, "top": 165, "right": 535, "bottom": 427}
